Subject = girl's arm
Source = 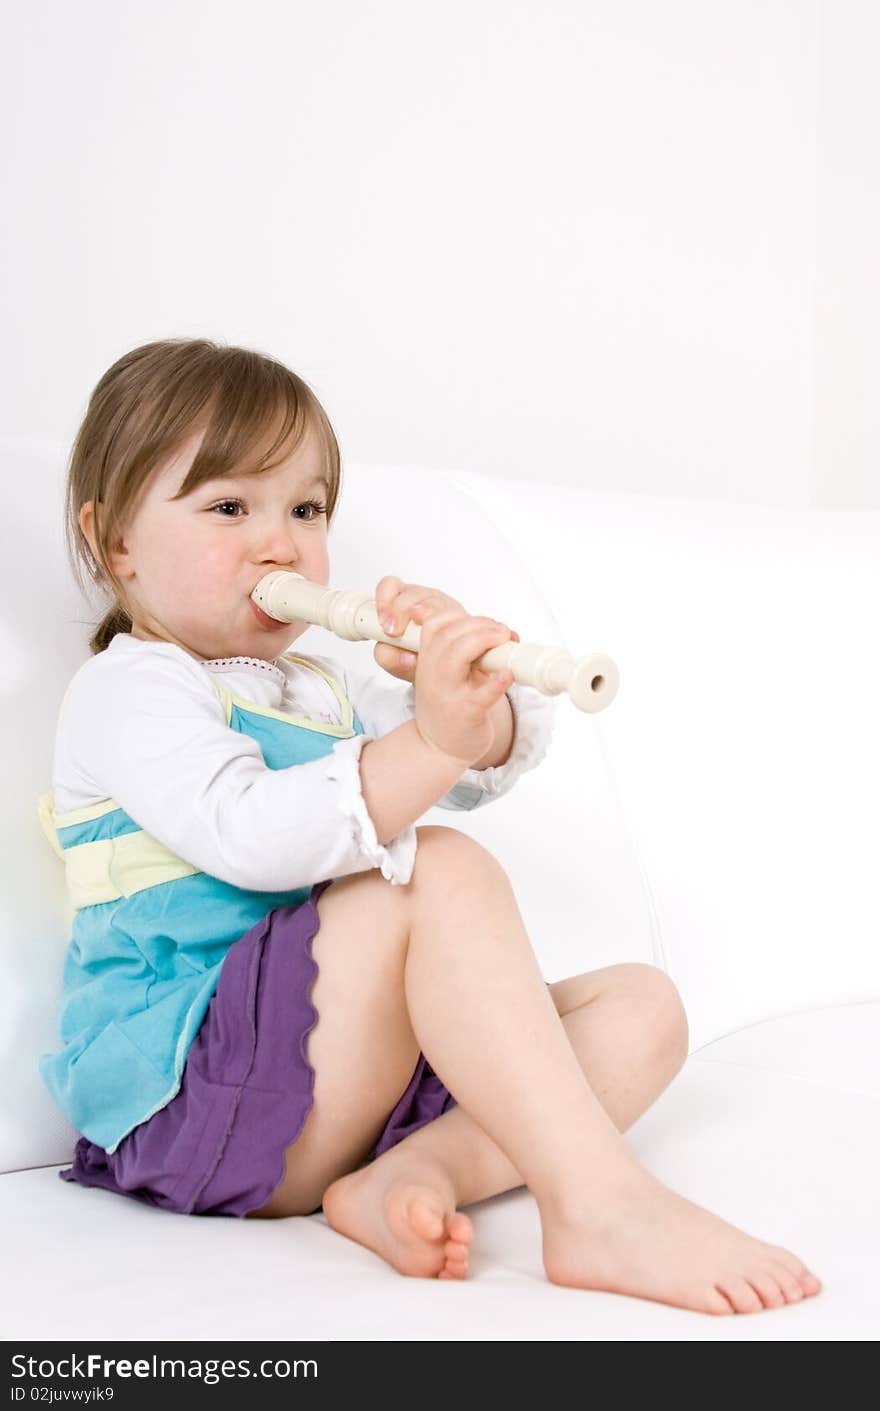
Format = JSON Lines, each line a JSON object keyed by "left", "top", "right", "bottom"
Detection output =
{"left": 52, "top": 645, "right": 428, "bottom": 892}
{"left": 469, "top": 691, "right": 515, "bottom": 769}
{"left": 357, "top": 720, "right": 476, "bottom": 846}
{"left": 332, "top": 657, "right": 556, "bottom": 816}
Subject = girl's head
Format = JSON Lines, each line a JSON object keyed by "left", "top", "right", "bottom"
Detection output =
{"left": 67, "top": 338, "right": 341, "bottom": 660}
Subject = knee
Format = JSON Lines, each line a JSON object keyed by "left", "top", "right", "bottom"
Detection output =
{"left": 621, "top": 963, "right": 689, "bottom": 1062}
{"left": 415, "top": 823, "right": 487, "bottom": 853}
{"left": 412, "top": 824, "right": 505, "bottom": 882}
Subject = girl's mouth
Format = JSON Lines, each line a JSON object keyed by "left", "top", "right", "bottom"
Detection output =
{"left": 250, "top": 598, "right": 284, "bottom": 628}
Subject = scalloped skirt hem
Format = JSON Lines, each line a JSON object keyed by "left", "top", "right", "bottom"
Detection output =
{"left": 57, "top": 878, "right": 458, "bottom": 1218}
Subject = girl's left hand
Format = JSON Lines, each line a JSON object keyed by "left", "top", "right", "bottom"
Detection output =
{"left": 372, "top": 575, "right": 519, "bottom": 683}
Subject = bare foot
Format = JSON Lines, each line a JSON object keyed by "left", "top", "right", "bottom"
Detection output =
{"left": 322, "top": 1156, "right": 474, "bottom": 1279}
{"left": 542, "top": 1170, "right": 823, "bottom": 1315}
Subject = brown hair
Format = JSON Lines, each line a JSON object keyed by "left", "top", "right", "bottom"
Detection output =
{"left": 65, "top": 337, "right": 342, "bottom": 653}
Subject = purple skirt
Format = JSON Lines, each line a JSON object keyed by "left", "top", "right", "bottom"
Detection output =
{"left": 58, "top": 879, "right": 458, "bottom": 1218}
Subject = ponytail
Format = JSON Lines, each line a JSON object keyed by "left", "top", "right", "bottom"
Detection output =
{"left": 89, "top": 604, "right": 133, "bottom": 655}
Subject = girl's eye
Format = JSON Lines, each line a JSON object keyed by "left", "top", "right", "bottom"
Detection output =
{"left": 209, "top": 498, "right": 327, "bottom": 521}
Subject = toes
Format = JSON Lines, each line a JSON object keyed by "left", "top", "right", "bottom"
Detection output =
{"left": 715, "top": 1275, "right": 764, "bottom": 1314}
{"left": 766, "top": 1261, "right": 805, "bottom": 1304}
{"left": 717, "top": 1261, "right": 815, "bottom": 1314}
{"left": 447, "top": 1211, "right": 474, "bottom": 1245}
{"left": 773, "top": 1247, "right": 805, "bottom": 1277}
{"left": 445, "top": 1254, "right": 469, "bottom": 1271}
{"left": 442, "top": 1258, "right": 469, "bottom": 1280}
{"left": 407, "top": 1194, "right": 446, "bottom": 1241}
{"left": 445, "top": 1241, "right": 469, "bottom": 1257}
{"left": 707, "top": 1286, "right": 736, "bottom": 1315}
{"left": 442, "top": 1211, "right": 473, "bottom": 1279}
{"left": 746, "top": 1271, "right": 787, "bottom": 1309}
{"left": 772, "top": 1247, "right": 822, "bottom": 1292}
{"left": 392, "top": 1186, "right": 475, "bottom": 1283}
{"left": 409, "top": 1197, "right": 473, "bottom": 1250}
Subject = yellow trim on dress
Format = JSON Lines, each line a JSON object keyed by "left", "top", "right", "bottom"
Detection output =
{"left": 37, "top": 793, "right": 127, "bottom": 863}
{"left": 219, "top": 652, "right": 355, "bottom": 735}
{"left": 281, "top": 652, "right": 353, "bottom": 728}
{"left": 210, "top": 680, "right": 355, "bottom": 735}
{"left": 36, "top": 654, "right": 358, "bottom": 899}
{"left": 66, "top": 832, "right": 200, "bottom": 909}
{"left": 37, "top": 792, "right": 66, "bottom": 860}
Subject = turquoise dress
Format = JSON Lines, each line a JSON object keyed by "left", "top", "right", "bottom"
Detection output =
{"left": 37, "top": 652, "right": 362, "bottom": 1154}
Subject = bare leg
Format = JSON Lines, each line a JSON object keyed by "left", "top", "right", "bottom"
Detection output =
{"left": 364, "top": 963, "right": 693, "bottom": 1210}
{"left": 322, "top": 833, "right": 823, "bottom": 1314}
{"left": 323, "top": 963, "right": 690, "bottom": 1278}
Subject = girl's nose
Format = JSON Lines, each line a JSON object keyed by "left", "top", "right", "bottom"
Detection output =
{"left": 255, "top": 527, "right": 301, "bottom": 563}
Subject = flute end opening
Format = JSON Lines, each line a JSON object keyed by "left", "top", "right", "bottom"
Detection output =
{"left": 569, "top": 655, "right": 620, "bottom": 714}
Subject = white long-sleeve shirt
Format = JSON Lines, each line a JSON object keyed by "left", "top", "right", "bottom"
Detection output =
{"left": 49, "top": 632, "right": 556, "bottom": 892}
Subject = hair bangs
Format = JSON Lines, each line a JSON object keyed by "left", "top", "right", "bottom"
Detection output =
{"left": 170, "top": 361, "right": 325, "bottom": 501}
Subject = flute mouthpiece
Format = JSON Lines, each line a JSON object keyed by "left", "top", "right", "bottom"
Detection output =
{"left": 250, "top": 571, "right": 307, "bottom": 620}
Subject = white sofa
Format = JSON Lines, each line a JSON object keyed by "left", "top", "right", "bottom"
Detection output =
{"left": 3, "top": 436, "right": 878, "bottom": 1341}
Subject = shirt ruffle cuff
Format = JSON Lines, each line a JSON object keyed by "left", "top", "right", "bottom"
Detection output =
{"left": 325, "top": 732, "right": 417, "bottom": 885}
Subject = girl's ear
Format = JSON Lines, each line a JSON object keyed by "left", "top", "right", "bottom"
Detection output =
{"left": 79, "top": 500, "right": 99, "bottom": 557}
{"left": 79, "top": 500, "right": 132, "bottom": 576}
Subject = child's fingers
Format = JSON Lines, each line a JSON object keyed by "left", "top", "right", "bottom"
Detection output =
{"left": 461, "top": 634, "right": 516, "bottom": 694}
{"left": 378, "top": 588, "right": 461, "bottom": 636}
{"left": 416, "top": 606, "right": 470, "bottom": 637}
{"left": 418, "top": 614, "right": 516, "bottom": 694}
{"left": 447, "top": 619, "right": 517, "bottom": 663}
{"left": 471, "top": 665, "right": 514, "bottom": 706}
{"left": 431, "top": 614, "right": 513, "bottom": 643}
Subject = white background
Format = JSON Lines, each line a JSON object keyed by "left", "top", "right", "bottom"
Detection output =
{"left": 1, "top": 1, "right": 876, "bottom": 508}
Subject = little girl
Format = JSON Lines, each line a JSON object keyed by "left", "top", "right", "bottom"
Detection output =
{"left": 39, "top": 337, "right": 821, "bottom": 1317}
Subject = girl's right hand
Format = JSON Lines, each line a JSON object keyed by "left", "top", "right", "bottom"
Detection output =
{"left": 409, "top": 607, "right": 515, "bottom": 767}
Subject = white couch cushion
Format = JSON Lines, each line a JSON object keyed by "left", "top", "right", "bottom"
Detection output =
{"left": 3, "top": 1003, "right": 875, "bottom": 1340}
{"left": 454, "top": 473, "right": 880, "bottom": 1047}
